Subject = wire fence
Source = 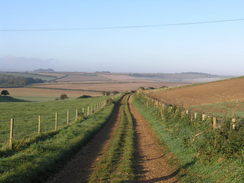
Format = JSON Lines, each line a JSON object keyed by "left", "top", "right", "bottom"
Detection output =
{"left": 0, "top": 100, "right": 108, "bottom": 149}
{"left": 138, "top": 91, "right": 241, "bottom": 130}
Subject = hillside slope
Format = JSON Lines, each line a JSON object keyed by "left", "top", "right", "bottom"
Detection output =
{"left": 148, "top": 77, "right": 244, "bottom": 106}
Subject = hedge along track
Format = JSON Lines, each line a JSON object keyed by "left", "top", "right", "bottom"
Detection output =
{"left": 88, "top": 94, "right": 135, "bottom": 183}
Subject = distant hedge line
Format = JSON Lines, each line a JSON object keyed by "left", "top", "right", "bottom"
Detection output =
{"left": 0, "top": 74, "right": 44, "bottom": 87}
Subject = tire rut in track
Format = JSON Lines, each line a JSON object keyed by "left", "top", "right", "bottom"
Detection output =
{"left": 129, "top": 96, "right": 179, "bottom": 183}
{"left": 46, "top": 101, "right": 121, "bottom": 183}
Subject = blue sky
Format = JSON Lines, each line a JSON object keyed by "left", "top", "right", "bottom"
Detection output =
{"left": 0, "top": 0, "right": 244, "bottom": 74}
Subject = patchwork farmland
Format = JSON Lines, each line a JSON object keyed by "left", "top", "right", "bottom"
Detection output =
{"left": 0, "top": 73, "right": 243, "bottom": 183}
{"left": 2, "top": 2, "right": 243, "bottom": 182}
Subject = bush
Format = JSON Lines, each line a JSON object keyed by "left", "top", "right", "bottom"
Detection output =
{"left": 60, "top": 94, "right": 68, "bottom": 100}
{"left": 78, "top": 95, "right": 92, "bottom": 99}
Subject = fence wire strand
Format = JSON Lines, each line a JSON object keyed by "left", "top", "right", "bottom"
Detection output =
{"left": 0, "top": 99, "right": 108, "bottom": 146}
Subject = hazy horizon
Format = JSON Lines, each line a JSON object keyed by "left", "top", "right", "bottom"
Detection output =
{"left": 0, "top": 56, "right": 238, "bottom": 76}
{"left": 1, "top": 1, "right": 244, "bottom": 75}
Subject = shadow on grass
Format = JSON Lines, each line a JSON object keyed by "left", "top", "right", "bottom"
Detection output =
{"left": 0, "top": 96, "right": 30, "bottom": 102}
{"left": 0, "top": 131, "right": 59, "bottom": 158}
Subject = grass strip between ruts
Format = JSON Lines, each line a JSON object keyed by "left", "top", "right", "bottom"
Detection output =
{"left": 88, "top": 95, "right": 135, "bottom": 183}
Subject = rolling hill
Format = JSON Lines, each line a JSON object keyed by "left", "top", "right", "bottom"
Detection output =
{"left": 148, "top": 77, "right": 244, "bottom": 106}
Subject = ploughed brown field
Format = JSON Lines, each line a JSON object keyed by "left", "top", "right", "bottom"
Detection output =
{"left": 54, "top": 73, "right": 155, "bottom": 83}
{"left": 1, "top": 72, "right": 184, "bottom": 101}
{"left": 0, "top": 88, "right": 100, "bottom": 98}
{"left": 56, "top": 73, "right": 110, "bottom": 82}
{"left": 33, "top": 71, "right": 184, "bottom": 92}
{"left": 33, "top": 81, "right": 181, "bottom": 92}
{"left": 148, "top": 77, "right": 244, "bottom": 107}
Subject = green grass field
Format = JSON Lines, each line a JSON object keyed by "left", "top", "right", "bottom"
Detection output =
{"left": 0, "top": 96, "right": 110, "bottom": 146}
{"left": 0, "top": 102, "right": 115, "bottom": 183}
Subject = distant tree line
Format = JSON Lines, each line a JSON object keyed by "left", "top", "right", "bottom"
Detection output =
{"left": 0, "top": 74, "right": 44, "bottom": 87}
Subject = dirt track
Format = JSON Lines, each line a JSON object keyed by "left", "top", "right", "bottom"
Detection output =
{"left": 47, "top": 96, "right": 179, "bottom": 183}
{"left": 46, "top": 102, "right": 121, "bottom": 183}
{"left": 129, "top": 97, "right": 179, "bottom": 183}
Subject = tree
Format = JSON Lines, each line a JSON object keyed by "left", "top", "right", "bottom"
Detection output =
{"left": 60, "top": 94, "right": 68, "bottom": 100}
{"left": 1, "top": 90, "right": 10, "bottom": 96}
{"left": 102, "top": 91, "right": 111, "bottom": 96}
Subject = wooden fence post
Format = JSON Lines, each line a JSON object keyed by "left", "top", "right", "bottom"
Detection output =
{"left": 67, "top": 110, "right": 70, "bottom": 125}
{"left": 202, "top": 114, "right": 207, "bottom": 121}
{"left": 194, "top": 113, "right": 198, "bottom": 120}
{"left": 38, "top": 115, "right": 41, "bottom": 134}
{"left": 232, "top": 118, "right": 237, "bottom": 130}
{"left": 160, "top": 105, "right": 163, "bottom": 119}
{"left": 213, "top": 117, "right": 218, "bottom": 129}
{"left": 87, "top": 106, "right": 90, "bottom": 116}
{"left": 9, "top": 118, "right": 14, "bottom": 149}
{"left": 190, "top": 113, "right": 194, "bottom": 121}
{"left": 55, "top": 112, "right": 58, "bottom": 131}
{"left": 75, "top": 109, "right": 78, "bottom": 121}
{"left": 82, "top": 107, "right": 85, "bottom": 114}
{"left": 162, "top": 103, "right": 165, "bottom": 112}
